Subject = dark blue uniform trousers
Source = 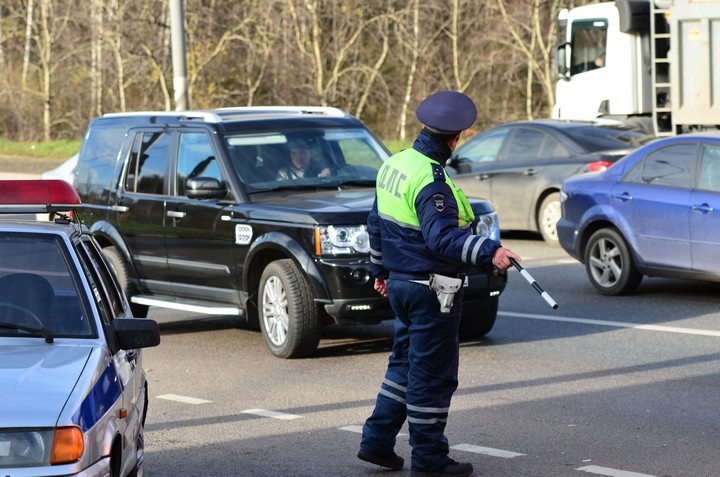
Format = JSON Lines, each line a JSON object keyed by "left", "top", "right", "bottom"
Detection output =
{"left": 361, "top": 278, "right": 463, "bottom": 471}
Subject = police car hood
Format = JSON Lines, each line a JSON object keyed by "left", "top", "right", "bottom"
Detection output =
{"left": 0, "top": 342, "right": 91, "bottom": 427}
{"left": 246, "top": 188, "right": 376, "bottom": 224}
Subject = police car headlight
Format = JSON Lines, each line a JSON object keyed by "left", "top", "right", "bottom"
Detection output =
{"left": 315, "top": 225, "right": 370, "bottom": 255}
{"left": 0, "top": 429, "right": 52, "bottom": 467}
{"left": 475, "top": 212, "right": 500, "bottom": 242}
{"left": 0, "top": 427, "right": 84, "bottom": 467}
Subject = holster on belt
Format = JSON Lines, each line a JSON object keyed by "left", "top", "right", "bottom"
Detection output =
{"left": 428, "top": 273, "right": 463, "bottom": 313}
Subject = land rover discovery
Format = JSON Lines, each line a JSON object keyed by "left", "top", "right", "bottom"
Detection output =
{"left": 73, "top": 107, "right": 506, "bottom": 358}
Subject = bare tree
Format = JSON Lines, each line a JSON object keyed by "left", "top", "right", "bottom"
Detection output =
{"left": 90, "top": 0, "right": 103, "bottom": 116}
{"left": 0, "top": 6, "right": 6, "bottom": 73}
{"left": 21, "top": 0, "right": 34, "bottom": 88}
{"left": 496, "top": 0, "right": 562, "bottom": 118}
{"left": 397, "top": 0, "right": 419, "bottom": 141}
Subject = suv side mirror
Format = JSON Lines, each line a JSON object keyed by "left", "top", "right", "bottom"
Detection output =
{"left": 185, "top": 177, "right": 228, "bottom": 200}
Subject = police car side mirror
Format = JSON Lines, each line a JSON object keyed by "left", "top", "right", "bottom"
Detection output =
{"left": 112, "top": 318, "right": 161, "bottom": 350}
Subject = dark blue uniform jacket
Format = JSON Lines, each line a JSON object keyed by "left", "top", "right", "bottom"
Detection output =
{"left": 368, "top": 130, "right": 501, "bottom": 280}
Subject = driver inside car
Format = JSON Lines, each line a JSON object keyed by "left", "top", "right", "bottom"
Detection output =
{"left": 276, "top": 138, "right": 332, "bottom": 180}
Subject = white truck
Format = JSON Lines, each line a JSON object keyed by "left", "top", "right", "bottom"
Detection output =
{"left": 553, "top": 0, "right": 720, "bottom": 136}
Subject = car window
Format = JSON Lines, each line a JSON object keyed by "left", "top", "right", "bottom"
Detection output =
{"left": 563, "top": 125, "right": 652, "bottom": 151}
{"left": 505, "top": 128, "right": 547, "bottom": 160}
{"left": 177, "top": 132, "right": 224, "bottom": 196}
{"left": 0, "top": 233, "right": 92, "bottom": 337}
{"left": 125, "top": 131, "right": 171, "bottom": 195}
{"left": 623, "top": 144, "right": 696, "bottom": 188}
{"left": 698, "top": 144, "right": 720, "bottom": 192}
{"left": 456, "top": 129, "right": 508, "bottom": 164}
{"left": 541, "top": 134, "right": 570, "bottom": 158}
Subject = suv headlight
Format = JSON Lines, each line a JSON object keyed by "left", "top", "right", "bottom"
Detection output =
{"left": 315, "top": 225, "right": 370, "bottom": 255}
{"left": 475, "top": 212, "right": 500, "bottom": 242}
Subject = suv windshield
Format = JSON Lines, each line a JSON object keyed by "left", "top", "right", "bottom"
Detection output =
{"left": 223, "top": 128, "right": 389, "bottom": 192}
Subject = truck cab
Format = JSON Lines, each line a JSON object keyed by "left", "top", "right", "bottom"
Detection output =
{"left": 554, "top": 0, "right": 720, "bottom": 136}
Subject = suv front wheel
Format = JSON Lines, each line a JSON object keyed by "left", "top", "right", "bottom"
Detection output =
{"left": 259, "top": 259, "right": 321, "bottom": 358}
{"left": 103, "top": 246, "right": 149, "bottom": 318}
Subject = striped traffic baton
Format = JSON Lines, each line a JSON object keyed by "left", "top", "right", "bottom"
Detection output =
{"left": 509, "top": 258, "right": 558, "bottom": 309}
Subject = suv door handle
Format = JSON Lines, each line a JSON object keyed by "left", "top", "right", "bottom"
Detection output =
{"left": 475, "top": 174, "right": 490, "bottom": 181}
{"left": 167, "top": 210, "right": 186, "bottom": 219}
{"left": 524, "top": 168, "right": 538, "bottom": 176}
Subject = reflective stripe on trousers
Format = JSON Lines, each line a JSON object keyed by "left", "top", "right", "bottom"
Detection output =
{"left": 361, "top": 278, "right": 463, "bottom": 471}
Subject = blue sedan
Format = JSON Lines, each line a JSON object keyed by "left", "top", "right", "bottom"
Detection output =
{"left": 558, "top": 133, "right": 720, "bottom": 295}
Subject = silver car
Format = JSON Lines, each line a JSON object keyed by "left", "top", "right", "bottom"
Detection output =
{"left": 0, "top": 180, "right": 160, "bottom": 477}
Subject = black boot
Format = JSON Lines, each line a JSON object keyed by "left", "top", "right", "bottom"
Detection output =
{"left": 411, "top": 459, "right": 473, "bottom": 477}
{"left": 357, "top": 449, "right": 404, "bottom": 470}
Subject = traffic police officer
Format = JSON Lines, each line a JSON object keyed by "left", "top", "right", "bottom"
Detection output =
{"left": 357, "top": 91, "right": 521, "bottom": 477}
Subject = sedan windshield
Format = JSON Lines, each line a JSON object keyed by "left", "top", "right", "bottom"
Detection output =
{"left": 0, "top": 233, "right": 92, "bottom": 338}
{"left": 223, "top": 128, "right": 389, "bottom": 192}
{"left": 564, "top": 125, "right": 654, "bottom": 151}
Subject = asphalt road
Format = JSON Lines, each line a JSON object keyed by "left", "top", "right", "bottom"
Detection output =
{"left": 141, "top": 234, "right": 720, "bottom": 477}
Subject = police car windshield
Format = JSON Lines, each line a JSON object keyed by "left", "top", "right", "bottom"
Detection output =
{"left": 224, "top": 128, "right": 388, "bottom": 192}
{"left": 0, "top": 233, "right": 93, "bottom": 339}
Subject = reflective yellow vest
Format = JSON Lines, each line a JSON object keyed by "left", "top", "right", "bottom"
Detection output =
{"left": 375, "top": 148, "right": 475, "bottom": 230}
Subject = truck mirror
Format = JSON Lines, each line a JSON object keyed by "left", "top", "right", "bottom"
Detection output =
{"left": 556, "top": 43, "right": 570, "bottom": 79}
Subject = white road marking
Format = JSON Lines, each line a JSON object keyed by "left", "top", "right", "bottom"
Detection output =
{"left": 241, "top": 409, "right": 302, "bottom": 420}
{"left": 500, "top": 311, "right": 720, "bottom": 338}
{"left": 451, "top": 443, "right": 525, "bottom": 458}
{"left": 339, "top": 425, "right": 408, "bottom": 437}
{"left": 576, "top": 465, "right": 656, "bottom": 477}
{"left": 157, "top": 394, "right": 212, "bottom": 405}
{"left": 339, "top": 425, "right": 363, "bottom": 433}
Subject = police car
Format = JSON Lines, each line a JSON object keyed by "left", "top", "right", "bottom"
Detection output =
{"left": 0, "top": 180, "right": 160, "bottom": 477}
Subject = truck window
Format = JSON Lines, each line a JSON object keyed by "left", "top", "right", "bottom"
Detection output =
{"left": 571, "top": 19, "right": 608, "bottom": 75}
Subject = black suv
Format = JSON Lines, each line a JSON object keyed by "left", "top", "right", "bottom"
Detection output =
{"left": 74, "top": 107, "right": 506, "bottom": 358}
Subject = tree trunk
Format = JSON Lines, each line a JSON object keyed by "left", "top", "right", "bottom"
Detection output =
{"left": 39, "top": 0, "right": 53, "bottom": 141}
{"left": 22, "top": 0, "right": 35, "bottom": 89}
{"left": 398, "top": 0, "right": 420, "bottom": 141}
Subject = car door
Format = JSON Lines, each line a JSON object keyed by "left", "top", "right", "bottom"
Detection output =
{"left": 613, "top": 143, "right": 696, "bottom": 269}
{"left": 450, "top": 127, "right": 508, "bottom": 214}
{"left": 690, "top": 143, "right": 720, "bottom": 274}
{"left": 164, "top": 130, "right": 239, "bottom": 304}
{"left": 490, "top": 127, "right": 572, "bottom": 229}
{"left": 74, "top": 238, "right": 140, "bottom": 464}
{"left": 114, "top": 129, "right": 172, "bottom": 289}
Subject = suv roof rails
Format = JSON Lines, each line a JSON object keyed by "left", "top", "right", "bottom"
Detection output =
{"left": 102, "top": 106, "right": 348, "bottom": 124}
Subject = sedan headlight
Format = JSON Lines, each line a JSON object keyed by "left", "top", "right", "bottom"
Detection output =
{"left": 475, "top": 211, "right": 500, "bottom": 242}
{"left": 0, "top": 427, "right": 83, "bottom": 468}
{"left": 315, "top": 225, "right": 370, "bottom": 255}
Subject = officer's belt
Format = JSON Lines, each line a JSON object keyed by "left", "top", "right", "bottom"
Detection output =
{"left": 389, "top": 271, "right": 465, "bottom": 282}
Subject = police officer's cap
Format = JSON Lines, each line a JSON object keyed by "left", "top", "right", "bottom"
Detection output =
{"left": 416, "top": 90, "right": 477, "bottom": 134}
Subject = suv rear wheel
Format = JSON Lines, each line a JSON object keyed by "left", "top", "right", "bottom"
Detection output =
{"left": 259, "top": 259, "right": 321, "bottom": 358}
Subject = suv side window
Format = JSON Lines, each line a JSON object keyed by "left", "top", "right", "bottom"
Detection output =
{"left": 177, "top": 132, "right": 224, "bottom": 196}
{"left": 125, "top": 131, "right": 171, "bottom": 195}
